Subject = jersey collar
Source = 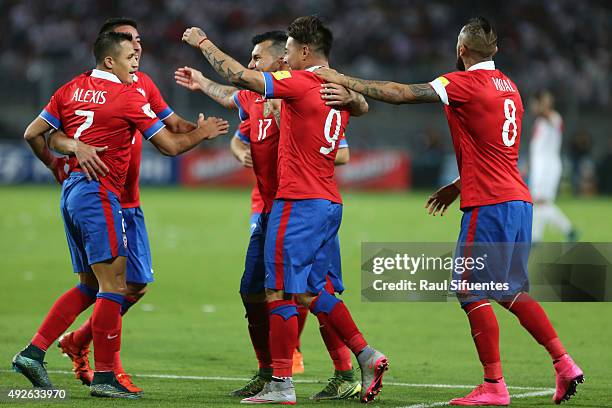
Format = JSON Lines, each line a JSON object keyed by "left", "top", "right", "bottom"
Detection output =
{"left": 468, "top": 60, "right": 495, "bottom": 71}
{"left": 91, "top": 68, "right": 122, "bottom": 83}
{"left": 306, "top": 65, "right": 324, "bottom": 72}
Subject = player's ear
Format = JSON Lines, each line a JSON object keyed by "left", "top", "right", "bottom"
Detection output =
{"left": 302, "top": 44, "right": 309, "bottom": 61}
{"left": 491, "top": 46, "right": 498, "bottom": 58}
{"left": 103, "top": 56, "right": 113, "bottom": 70}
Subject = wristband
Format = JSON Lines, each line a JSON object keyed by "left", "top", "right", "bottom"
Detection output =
{"left": 198, "top": 37, "right": 208, "bottom": 47}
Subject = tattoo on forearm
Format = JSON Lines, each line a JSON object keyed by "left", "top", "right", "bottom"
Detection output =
{"left": 204, "top": 81, "right": 237, "bottom": 100}
{"left": 344, "top": 77, "right": 439, "bottom": 104}
{"left": 201, "top": 44, "right": 247, "bottom": 87}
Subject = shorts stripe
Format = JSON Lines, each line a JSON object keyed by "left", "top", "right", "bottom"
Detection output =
{"left": 466, "top": 207, "right": 479, "bottom": 244}
{"left": 274, "top": 201, "right": 293, "bottom": 290}
{"left": 99, "top": 186, "right": 118, "bottom": 258}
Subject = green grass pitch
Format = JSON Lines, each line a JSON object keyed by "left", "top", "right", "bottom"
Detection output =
{"left": 0, "top": 186, "right": 610, "bottom": 407}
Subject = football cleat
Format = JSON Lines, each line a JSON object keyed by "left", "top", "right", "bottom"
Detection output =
{"left": 58, "top": 332, "right": 94, "bottom": 386}
{"left": 90, "top": 371, "right": 142, "bottom": 399}
{"left": 292, "top": 349, "right": 304, "bottom": 375}
{"left": 12, "top": 351, "right": 53, "bottom": 388}
{"left": 358, "top": 348, "right": 388, "bottom": 403}
{"left": 449, "top": 378, "right": 510, "bottom": 406}
{"left": 116, "top": 372, "right": 143, "bottom": 393}
{"left": 241, "top": 378, "right": 296, "bottom": 405}
{"left": 230, "top": 373, "right": 269, "bottom": 397}
{"left": 553, "top": 354, "right": 584, "bottom": 404}
{"left": 310, "top": 371, "right": 361, "bottom": 400}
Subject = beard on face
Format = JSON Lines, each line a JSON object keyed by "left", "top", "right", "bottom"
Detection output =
{"left": 456, "top": 56, "right": 465, "bottom": 71}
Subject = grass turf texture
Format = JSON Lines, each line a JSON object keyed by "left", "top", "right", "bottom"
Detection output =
{"left": 0, "top": 186, "right": 610, "bottom": 407}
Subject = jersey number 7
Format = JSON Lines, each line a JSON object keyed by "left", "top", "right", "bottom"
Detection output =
{"left": 74, "top": 110, "right": 94, "bottom": 140}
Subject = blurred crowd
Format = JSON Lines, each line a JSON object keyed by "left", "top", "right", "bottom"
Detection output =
{"left": 1, "top": 0, "right": 610, "bottom": 194}
{"left": 1, "top": 0, "right": 610, "bottom": 108}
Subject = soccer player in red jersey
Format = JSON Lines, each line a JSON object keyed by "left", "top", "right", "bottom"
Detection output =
{"left": 182, "top": 17, "right": 388, "bottom": 404}
{"left": 16, "top": 31, "right": 228, "bottom": 398}
{"left": 176, "top": 30, "right": 363, "bottom": 400}
{"left": 47, "top": 18, "right": 202, "bottom": 393}
{"left": 317, "top": 16, "right": 584, "bottom": 406}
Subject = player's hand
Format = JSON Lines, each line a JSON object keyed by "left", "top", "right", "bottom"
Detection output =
{"left": 314, "top": 67, "right": 342, "bottom": 84}
{"left": 425, "top": 183, "right": 460, "bottom": 217}
{"left": 239, "top": 149, "right": 253, "bottom": 168}
{"left": 182, "top": 27, "right": 207, "bottom": 48}
{"left": 47, "top": 156, "right": 68, "bottom": 184}
{"left": 174, "top": 66, "right": 206, "bottom": 91}
{"left": 74, "top": 141, "right": 109, "bottom": 182}
{"left": 320, "top": 83, "right": 353, "bottom": 106}
{"left": 197, "top": 113, "right": 230, "bottom": 140}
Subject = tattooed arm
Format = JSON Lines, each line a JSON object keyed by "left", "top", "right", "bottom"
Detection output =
{"left": 316, "top": 67, "right": 440, "bottom": 105}
{"left": 182, "top": 27, "right": 265, "bottom": 95}
{"left": 175, "top": 66, "right": 238, "bottom": 110}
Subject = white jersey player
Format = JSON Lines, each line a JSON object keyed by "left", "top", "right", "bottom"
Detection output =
{"left": 529, "top": 91, "right": 576, "bottom": 242}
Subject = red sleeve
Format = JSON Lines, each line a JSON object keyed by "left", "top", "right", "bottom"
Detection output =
{"left": 39, "top": 87, "right": 64, "bottom": 129}
{"left": 262, "top": 70, "right": 312, "bottom": 100}
{"left": 140, "top": 73, "right": 173, "bottom": 120}
{"left": 233, "top": 90, "right": 255, "bottom": 121}
{"left": 429, "top": 71, "right": 474, "bottom": 106}
{"left": 235, "top": 120, "right": 251, "bottom": 144}
{"left": 123, "top": 89, "right": 166, "bottom": 140}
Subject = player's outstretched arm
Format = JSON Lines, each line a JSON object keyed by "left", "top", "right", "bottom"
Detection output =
{"left": 23, "top": 117, "right": 68, "bottom": 184}
{"left": 175, "top": 66, "right": 238, "bottom": 110}
{"left": 316, "top": 67, "right": 440, "bottom": 105}
{"left": 335, "top": 147, "right": 350, "bottom": 165}
{"left": 182, "top": 27, "right": 265, "bottom": 95}
{"left": 149, "top": 113, "right": 229, "bottom": 157}
{"left": 425, "top": 177, "right": 461, "bottom": 217}
{"left": 320, "top": 83, "right": 369, "bottom": 116}
{"left": 47, "top": 129, "right": 109, "bottom": 182}
{"left": 230, "top": 136, "right": 252, "bottom": 168}
{"left": 164, "top": 113, "right": 197, "bottom": 134}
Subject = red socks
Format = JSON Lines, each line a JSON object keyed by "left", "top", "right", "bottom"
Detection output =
{"left": 245, "top": 302, "right": 272, "bottom": 369}
{"left": 92, "top": 293, "right": 123, "bottom": 372}
{"left": 464, "top": 300, "right": 502, "bottom": 380}
{"left": 501, "top": 293, "right": 566, "bottom": 360}
{"left": 31, "top": 285, "right": 96, "bottom": 351}
{"left": 312, "top": 299, "right": 367, "bottom": 355}
{"left": 72, "top": 316, "right": 93, "bottom": 349}
{"left": 268, "top": 300, "right": 298, "bottom": 377}
{"left": 296, "top": 303, "right": 308, "bottom": 350}
{"left": 319, "top": 320, "right": 353, "bottom": 371}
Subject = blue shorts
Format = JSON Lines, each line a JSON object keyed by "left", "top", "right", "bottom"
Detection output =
{"left": 249, "top": 212, "right": 261, "bottom": 236}
{"left": 240, "top": 212, "right": 269, "bottom": 294}
{"left": 123, "top": 207, "right": 154, "bottom": 284}
{"left": 264, "top": 199, "right": 344, "bottom": 294}
{"left": 454, "top": 200, "right": 533, "bottom": 306}
{"left": 60, "top": 172, "right": 127, "bottom": 273}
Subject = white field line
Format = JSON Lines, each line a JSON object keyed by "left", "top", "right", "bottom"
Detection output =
{"left": 2, "top": 368, "right": 552, "bottom": 392}
{"left": 399, "top": 389, "right": 555, "bottom": 408}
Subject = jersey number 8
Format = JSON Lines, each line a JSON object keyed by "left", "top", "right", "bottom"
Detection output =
{"left": 502, "top": 98, "right": 517, "bottom": 147}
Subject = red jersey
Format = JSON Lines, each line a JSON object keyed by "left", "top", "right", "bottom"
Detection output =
{"left": 40, "top": 69, "right": 165, "bottom": 197}
{"left": 429, "top": 61, "right": 532, "bottom": 209}
{"left": 262, "top": 68, "right": 349, "bottom": 204}
{"left": 121, "top": 72, "right": 174, "bottom": 208}
{"left": 233, "top": 90, "right": 281, "bottom": 213}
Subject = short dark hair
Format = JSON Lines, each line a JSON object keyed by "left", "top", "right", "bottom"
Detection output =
{"left": 99, "top": 17, "right": 138, "bottom": 35}
{"left": 93, "top": 31, "right": 133, "bottom": 64}
{"left": 287, "top": 16, "right": 333, "bottom": 58}
{"left": 460, "top": 16, "right": 497, "bottom": 58}
{"left": 251, "top": 30, "right": 288, "bottom": 57}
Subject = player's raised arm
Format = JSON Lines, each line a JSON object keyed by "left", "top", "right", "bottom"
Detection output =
{"left": 148, "top": 113, "right": 229, "bottom": 157}
{"left": 23, "top": 116, "right": 68, "bottom": 184}
{"left": 182, "top": 27, "right": 265, "bottom": 95}
{"left": 316, "top": 67, "right": 440, "bottom": 105}
{"left": 175, "top": 66, "right": 238, "bottom": 110}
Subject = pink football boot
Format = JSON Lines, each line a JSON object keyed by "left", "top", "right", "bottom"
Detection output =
{"left": 450, "top": 378, "right": 510, "bottom": 406}
{"left": 553, "top": 354, "right": 584, "bottom": 404}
